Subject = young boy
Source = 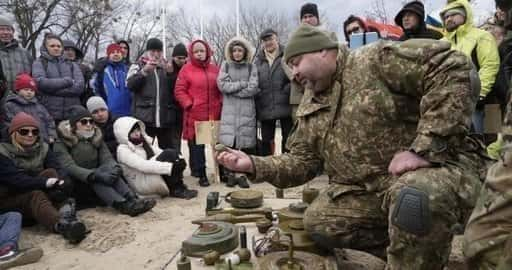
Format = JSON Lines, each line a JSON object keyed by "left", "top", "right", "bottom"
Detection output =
{"left": 92, "top": 44, "right": 131, "bottom": 116}
{"left": 4, "top": 73, "right": 57, "bottom": 143}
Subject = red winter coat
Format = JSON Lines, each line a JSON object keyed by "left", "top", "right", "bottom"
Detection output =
{"left": 175, "top": 40, "right": 222, "bottom": 141}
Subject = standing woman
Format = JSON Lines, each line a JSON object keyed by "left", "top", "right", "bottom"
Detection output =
{"left": 32, "top": 33, "right": 84, "bottom": 123}
{"left": 217, "top": 37, "right": 259, "bottom": 187}
{"left": 175, "top": 40, "right": 222, "bottom": 187}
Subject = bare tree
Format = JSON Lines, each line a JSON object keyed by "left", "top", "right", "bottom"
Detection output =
{"left": 0, "top": 0, "right": 62, "bottom": 57}
{"left": 365, "top": 0, "right": 389, "bottom": 23}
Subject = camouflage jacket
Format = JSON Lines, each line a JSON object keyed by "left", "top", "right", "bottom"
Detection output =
{"left": 250, "top": 39, "right": 479, "bottom": 192}
{"left": 464, "top": 32, "right": 512, "bottom": 260}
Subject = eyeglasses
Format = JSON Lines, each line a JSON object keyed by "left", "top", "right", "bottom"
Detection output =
{"left": 347, "top": 26, "right": 363, "bottom": 36}
{"left": 79, "top": 118, "right": 95, "bottom": 126}
{"left": 17, "top": 128, "right": 39, "bottom": 137}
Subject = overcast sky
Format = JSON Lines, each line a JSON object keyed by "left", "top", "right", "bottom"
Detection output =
{"left": 161, "top": 0, "right": 495, "bottom": 35}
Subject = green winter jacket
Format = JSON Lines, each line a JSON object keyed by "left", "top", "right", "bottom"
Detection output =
{"left": 54, "top": 120, "right": 116, "bottom": 182}
{"left": 440, "top": 0, "right": 500, "bottom": 97}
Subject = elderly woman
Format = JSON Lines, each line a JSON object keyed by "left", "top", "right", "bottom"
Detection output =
{"left": 32, "top": 33, "right": 84, "bottom": 123}
{"left": 54, "top": 106, "right": 156, "bottom": 216}
{"left": 0, "top": 112, "right": 87, "bottom": 244}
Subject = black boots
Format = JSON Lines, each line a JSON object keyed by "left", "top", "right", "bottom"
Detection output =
{"left": 198, "top": 176, "right": 210, "bottom": 187}
{"left": 170, "top": 185, "right": 198, "bottom": 199}
{"left": 224, "top": 172, "right": 250, "bottom": 189}
{"left": 55, "top": 199, "right": 87, "bottom": 244}
{"left": 113, "top": 196, "right": 156, "bottom": 217}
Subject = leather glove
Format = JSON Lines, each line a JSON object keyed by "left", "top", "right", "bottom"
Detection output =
{"left": 93, "top": 167, "right": 117, "bottom": 186}
{"left": 156, "top": 149, "right": 180, "bottom": 162}
{"left": 47, "top": 178, "right": 73, "bottom": 203}
{"left": 54, "top": 178, "right": 74, "bottom": 195}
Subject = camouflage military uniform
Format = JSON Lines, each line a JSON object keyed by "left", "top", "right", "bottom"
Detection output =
{"left": 250, "top": 39, "right": 485, "bottom": 270}
{"left": 463, "top": 31, "right": 512, "bottom": 270}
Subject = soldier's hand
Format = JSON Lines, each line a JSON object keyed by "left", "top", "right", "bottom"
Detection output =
{"left": 388, "top": 151, "right": 432, "bottom": 176}
{"left": 216, "top": 147, "right": 253, "bottom": 174}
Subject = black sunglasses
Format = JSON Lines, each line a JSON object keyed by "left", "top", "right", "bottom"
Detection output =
{"left": 79, "top": 118, "right": 95, "bottom": 126}
{"left": 17, "top": 128, "right": 39, "bottom": 136}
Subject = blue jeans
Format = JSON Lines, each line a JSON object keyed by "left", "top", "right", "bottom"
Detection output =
{"left": 0, "top": 212, "right": 22, "bottom": 251}
{"left": 472, "top": 109, "right": 485, "bottom": 135}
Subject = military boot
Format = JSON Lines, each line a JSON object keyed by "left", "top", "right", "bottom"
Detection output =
{"left": 113, "top": 197, "right": 156, "bottom": 217}
{"left": 54, "top": 198, "right": 87, "bottom": 244}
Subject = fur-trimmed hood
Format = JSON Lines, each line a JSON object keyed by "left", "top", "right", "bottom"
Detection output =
{"left": 223, "top": 36, "right": 255, "bottom": 64}
{"left": 57, "top": 120, "right": 103, "bottom": 148}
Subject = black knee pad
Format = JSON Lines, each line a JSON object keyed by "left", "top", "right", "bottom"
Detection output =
{"left": 391, "top": 187, "right": 431, "bottom": 236}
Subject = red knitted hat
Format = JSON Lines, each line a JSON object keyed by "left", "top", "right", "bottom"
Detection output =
{"left": 8, "top": 112, "right": 40, "bottom": 135}
{"left": 107, "top": 43, "right": 122, "bottom": 56}
{"left": 14, "top": 73, "right": 37, "bottom": 92}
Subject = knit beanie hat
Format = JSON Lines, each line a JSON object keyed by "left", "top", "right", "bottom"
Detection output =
{"left": 146, "top": 38, "right": 163, "bottom": 51}
{"left": 284, "top": 24, "right": 338, "bottom": 64}
{"left": 86, "top": 96, "right": 108, "bottom": 113}
{"left": 106, "top": 43, "right": 122, "bottom": 56}
{"left": 496, "top": 0, "right": 512, "bottom": 10}
{"left": 67, "top": 105, "right": 92, "bottom": 127}
{"left": 394, "top": 1, "right": 425, "bottom": 27}
{"left": 14, "top": 73, "right": 37, "bottom": 92}
{"left": 172, "top": 43, "right": 188, "bottom": 57}
{"left": 300, "top": 3, "right": 319, "bottom": 20}
{"left": 9, "top": 112, "right": 40, "bottom": 135}
{"left": 442, "top": 7, "right": 467, "bottom": 19}
{"left": 0, "top": 15, "right": 13, "bottom": 30}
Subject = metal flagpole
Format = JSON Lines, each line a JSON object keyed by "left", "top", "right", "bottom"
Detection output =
{"left": 236, "top": 0, "right": 240, "bottom": 36}
{"left": 199, "top": 0, "right": 203, "bottom": 39}
{"left": 162, "top": 6, "right": 167, "bottom": 57}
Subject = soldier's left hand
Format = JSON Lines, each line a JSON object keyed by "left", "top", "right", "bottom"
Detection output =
{"left": 388, "top": 151, "right": 432, "bottom": 176}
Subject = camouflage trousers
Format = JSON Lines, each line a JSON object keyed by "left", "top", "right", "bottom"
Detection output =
{"left": 466, "top": 236, "right": 512, "bottom": 270}
{"left": 303, "top": 164, "right": 481, "bottom": 270}
{"left": 464, "top": 152, "right": 512, "bottom": 270}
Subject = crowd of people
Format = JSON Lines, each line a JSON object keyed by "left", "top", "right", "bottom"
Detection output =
{"left": 0, "top": 0, "right": 510, "bottom": 269}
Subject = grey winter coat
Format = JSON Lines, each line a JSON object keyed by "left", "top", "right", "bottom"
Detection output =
{"left": 254, "top": 45, "right": 291, "bottom": 121}
{"left": 32, "top": 43, "right": 84, "bottom": 121}
{"left": 126, "top": 52, "right": 181, "bottom": 128}
{"left": 0, "top": 40, "right": 32, "bottom": 95}
{"left": 217, "top": 37, "right": 260, "bottom": 149}
{"left": 4, "top": 94, "right": 57, "bottom": 142}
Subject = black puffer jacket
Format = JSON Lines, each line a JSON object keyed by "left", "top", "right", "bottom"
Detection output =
{"left": 126, "top": 55, "right": 181, "bottom": 128}
{"left": 254, "top": 45, "right": 291, "bottom": 121}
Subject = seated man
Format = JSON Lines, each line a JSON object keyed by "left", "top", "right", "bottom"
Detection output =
{"left": 218, "top": 25, "right": 484, "bottom": 269}
{"left": 54, "top": 105, "right": 155, "bottom": 216}
{"left": 86, "top": 96, "right": 119, "bottom": 158}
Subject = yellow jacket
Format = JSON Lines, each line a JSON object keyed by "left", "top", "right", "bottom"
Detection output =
{"left": 441, "top": 0, "right": 500, "bottom": 97}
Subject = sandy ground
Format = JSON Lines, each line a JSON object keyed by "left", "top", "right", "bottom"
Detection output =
{"left": 14, "top": 133, "right": 467, "bottom": 270}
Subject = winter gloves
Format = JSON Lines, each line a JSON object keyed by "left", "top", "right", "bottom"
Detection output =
{"left": 89, "top": 164, "right": 123, "bottom": 186}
